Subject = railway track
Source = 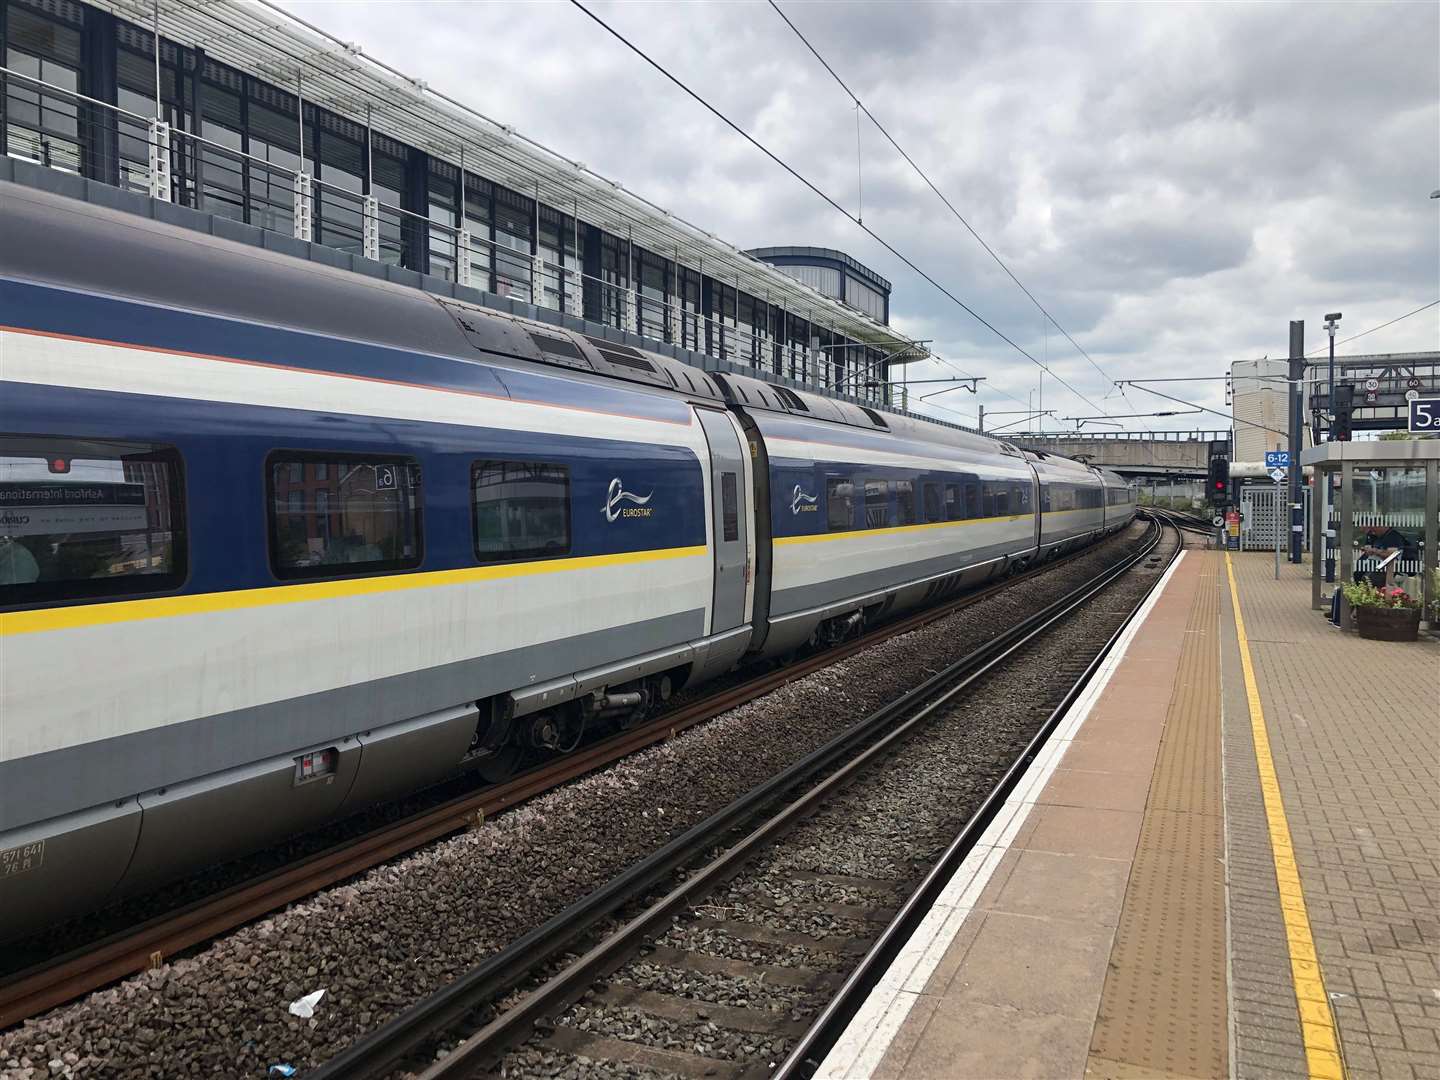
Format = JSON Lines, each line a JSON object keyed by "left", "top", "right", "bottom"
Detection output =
{"left": 307, "top": 515, "right": 1181, "bottom": 1080}
{"left": 0, "top": 527, "right": 1143, "bottom": 1033}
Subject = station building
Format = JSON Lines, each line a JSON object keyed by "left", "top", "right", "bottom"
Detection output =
{"left": 0, "top": 0, "right": 928, "bottom": 408}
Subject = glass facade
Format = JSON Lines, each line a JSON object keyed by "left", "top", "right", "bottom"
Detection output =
{"left": 0, "top": 0, "right": 903, "bottom": 405}
{"left": 846, "top": 277, "right": 886, "bottom": 322}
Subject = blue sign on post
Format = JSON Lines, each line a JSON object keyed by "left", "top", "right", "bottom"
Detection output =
{"left": 1265, "top": 450, "right": 1291, "bottom": 469}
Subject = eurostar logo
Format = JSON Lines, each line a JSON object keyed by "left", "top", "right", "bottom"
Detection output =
{"left": 603, "top": 477, "right": 654, "bottom": 522}
{"left": 790, "top": 485, "right": 819, "bottom": 515}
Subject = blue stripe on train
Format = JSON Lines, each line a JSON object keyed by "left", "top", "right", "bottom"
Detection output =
{"left": 1, "top": 380, "right": 706, "bottom": 600}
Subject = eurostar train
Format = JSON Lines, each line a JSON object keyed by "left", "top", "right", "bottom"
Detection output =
{"left": 0, "top": 183, "right": 1135, "bottom": 939}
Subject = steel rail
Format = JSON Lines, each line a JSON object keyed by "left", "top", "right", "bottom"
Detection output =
{"left": 0, "top": 532, "right": 1126, "bottom": 1030}
{"left": 774, "top": 515, "right": 1182, "bottom": 1078}
{"left": 312, "top": 518, "right": 1164, "bottom": 1080}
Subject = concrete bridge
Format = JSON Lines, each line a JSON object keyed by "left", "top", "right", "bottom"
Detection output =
{"left": 1009, "top": 430, "right": 1229, "bottom": 479}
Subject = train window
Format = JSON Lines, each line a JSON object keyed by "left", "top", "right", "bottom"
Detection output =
{"left": 945, "top": 484, "right": 962, "bottom": 521}
{"left": 1017, "top": 483, "right": 1033, "bottom": 513}
{"left": 268, "top": 453, "right": 422, "bottom": 579}
{"left": 895, "top": 480, "right": 916, "bottom": 526}
{"left": 964, "top": 481, "right": 982, "bottom": 519}
{"left": 864, "top": 479, "right": 890, "bottom": 529}
{"left": 825, "top": 477, "right": 854, "bottom": 532}
{"left": 923, "top": 483, "right": 942, "bottom": 523}
{"left": 993, "top": 483, "right": 1010, "bottom": 516}
{"left": 0, "top": 437, "right": 187, "bottom": 605}
{"left": 721, "top": 472, "right": 739, "bottom": 542}
{"left": 472, "top": 460, "right": 570, "bottom": 562}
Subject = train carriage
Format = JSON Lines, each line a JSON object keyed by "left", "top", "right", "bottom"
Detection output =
{"left": 1026, "top": 449, "right": 1109, "bottom": 556}
{"left": 717, "top": 374, "right": 1041, "bottom": 657}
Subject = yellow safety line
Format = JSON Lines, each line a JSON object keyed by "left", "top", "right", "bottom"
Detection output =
{"left": 0, "top": 544, "right": 708, "bottom": 637}
{"left": 1224, "top": 551, "right": 1345, "bottom": 1080}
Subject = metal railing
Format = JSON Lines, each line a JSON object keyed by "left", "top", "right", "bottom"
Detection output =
{"left": 1016, "top": 430, "right": 1230, "bottom": 442}
{"left": 2, "top": 66, "right": 896, "bottom": 405}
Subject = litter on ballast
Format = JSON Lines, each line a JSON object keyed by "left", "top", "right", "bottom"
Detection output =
{"left": 288, "top": 988, "right": 326, "bottom": 1018}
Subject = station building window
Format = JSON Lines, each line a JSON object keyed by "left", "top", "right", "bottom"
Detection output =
{"left": 267, "top": 453, "right": 422, "bottom": 579}
{"left": 5, "top": 3, "right": 84, "bottom": 174}
{"left": 0, "top": 436, "right": 186, "bottom": 604}
{"left": 599, "top": 234, "right": 630, "bottom": 330}
{"left": 427, "top": 163, "right": 460, "bottom": 283}
{"left": 314, "top": 115, "right": 366, "bottom": 255}
{"left": 638, "top": 249, "right": 670, "bottom": 341}
{"left": 463, "top": 175, "right": 493, "bottom": 288}
{"left": 845, "top": 276, "right": 886, "bottom": 322}
{"left": 198, "top": 69, "right": 244, "bottom": 221}
{"left": 678, "top": 269, "right": 702, "bottom": 352}
{"left": 493, "top": 186, "right": 534, "bottom": 303}
{"left": 245, "top": 99, "right": 300, "bottom": 235}
{"left": 540, "top": 206, "right": 582, "bottom": 313}
{"left": 715, "top": 285, "right": 740, "bottom": 363}
{"left": 472, "top": 460, "right": 570, "bottom": 562}
{"left": 779, "top": 263, "right": 841, "bottom": 299}
{"left": 116, "top": 34, "right": 189, "bottom": 199}
{"left": 370, "top": 144, "right": 407, "bottom": 267}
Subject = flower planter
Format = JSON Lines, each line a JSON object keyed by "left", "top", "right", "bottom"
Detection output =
{"left": 1354, "top": 606, "right": 1421, "bottom": 642}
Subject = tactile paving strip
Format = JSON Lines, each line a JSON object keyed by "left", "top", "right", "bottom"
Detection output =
{"left": 1087, "top": 553, "right": 1228, "bottom": 1080}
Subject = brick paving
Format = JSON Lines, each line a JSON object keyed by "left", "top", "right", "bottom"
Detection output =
{"left": 1226, "top": 554, "right": 1440, "bottom": 1080}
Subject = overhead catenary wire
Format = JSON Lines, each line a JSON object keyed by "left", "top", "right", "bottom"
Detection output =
{"left": 1117, "top": 382, "right": 1288, "bottom": 437}
{"left": 567, "top": 0, "right": 1115, "bottom": 421}
{"left": 767, "top": 0, "right": 1119, "bottom": 400}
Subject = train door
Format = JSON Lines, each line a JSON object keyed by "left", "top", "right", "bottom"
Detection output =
{"left": 1026, "top": 465, "right": 1043, "bottom": 552}
{"left": 734, "top": 409, "right": 773, "bottom": 652}
{"left": 696, "top": 408, "right": 751, "bottom": 634}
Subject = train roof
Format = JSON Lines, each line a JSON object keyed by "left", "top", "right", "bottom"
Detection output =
{"left": 0, "top": 182, "right": 729, "bottom": 407}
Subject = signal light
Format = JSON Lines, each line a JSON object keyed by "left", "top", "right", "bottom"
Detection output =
{"left": 48, "top": 457, "right": 71, "bottom": 474}
{"left": 1208, "top": 456, "right": 1231, "bottom": 506}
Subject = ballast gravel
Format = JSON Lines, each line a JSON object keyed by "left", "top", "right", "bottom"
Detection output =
{"left": 0, "top": 526, "right": 1147, "bottom": 1079}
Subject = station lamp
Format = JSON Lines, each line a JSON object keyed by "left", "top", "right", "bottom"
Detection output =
{"left": 1324, "top": 312, "right": 1342, "bottom": 441}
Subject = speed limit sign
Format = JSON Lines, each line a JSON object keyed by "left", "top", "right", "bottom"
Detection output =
{"left": 1364, "top": 377, "right": 1379, "bottom": 392}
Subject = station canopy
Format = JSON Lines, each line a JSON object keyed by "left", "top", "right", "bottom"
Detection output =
{"left": 93, "top": 0, "right": 930, "bottom": 364}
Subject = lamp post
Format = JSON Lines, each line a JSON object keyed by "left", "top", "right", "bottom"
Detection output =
{"left": 1323, "top": 312, "right": 1342, "bottom": 440}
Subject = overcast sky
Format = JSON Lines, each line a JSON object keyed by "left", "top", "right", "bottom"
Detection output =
{"left": 288, "top": 0, "right": 1438, "bottom": 431}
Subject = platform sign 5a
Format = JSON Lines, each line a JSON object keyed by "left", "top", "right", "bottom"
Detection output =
{"left": 1408, "top": 397, "right": 1440, "bottom": 433}
{"left": 1265, "top": 450, "right": 1291, "bottom": 469}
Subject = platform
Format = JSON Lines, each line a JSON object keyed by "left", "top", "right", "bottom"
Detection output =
{"left": 818, "top": 547, "right": 1439, "bottom": 1080}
